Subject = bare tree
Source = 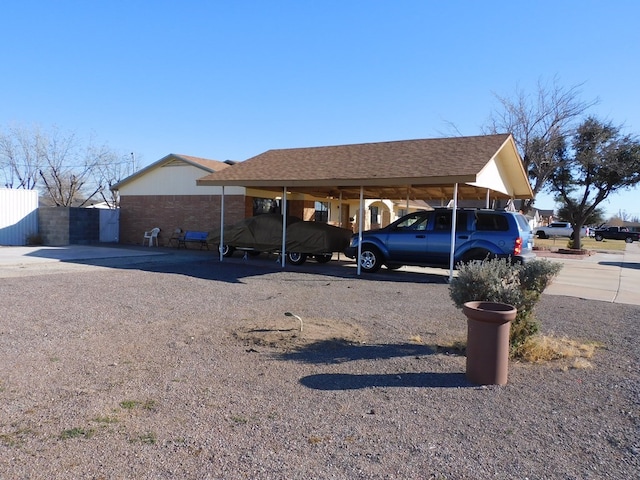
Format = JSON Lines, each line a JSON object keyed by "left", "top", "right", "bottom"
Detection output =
{"left": 93, "top": 152, "right": 140, "bottom": 208}
{"left": 484, "top": 77, "right": 598, "bottom": 212}
{"left": 0, "top": 124, "right": 45, "bottom": 189}
{"left": 36, "top": 128, "right": 112, "bottom": 207}
{"left": 1, "top": 123, "right": 132, "bottom": 207}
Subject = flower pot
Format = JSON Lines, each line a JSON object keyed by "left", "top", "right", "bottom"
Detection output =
{"left": 463, "top": 301, "right": 517, "bottom": 386}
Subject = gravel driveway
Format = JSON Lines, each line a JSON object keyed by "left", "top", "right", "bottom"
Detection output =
{"left": 0, "top": 253, "right": 638, "bottom": 479}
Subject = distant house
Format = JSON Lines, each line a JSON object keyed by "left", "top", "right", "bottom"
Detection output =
{"left": 535, "top": 209, "right": 555, "bottom": 226}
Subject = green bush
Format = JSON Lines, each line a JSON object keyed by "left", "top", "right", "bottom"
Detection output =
{"left": 449, "top": 258, "right": 562, "bottom": 357}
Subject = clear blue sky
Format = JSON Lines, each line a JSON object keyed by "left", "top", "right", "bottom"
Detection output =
{"left": 2, "top": 0, "right": 639, "bottom": 219}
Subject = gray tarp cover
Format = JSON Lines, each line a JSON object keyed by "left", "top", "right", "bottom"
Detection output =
{"left": 207, "top": 214, "right": 353, "bottom": 254}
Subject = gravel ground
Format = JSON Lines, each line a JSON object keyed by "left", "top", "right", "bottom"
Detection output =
{"left": 0, "top": 253, "right": 638, "bottom": 479}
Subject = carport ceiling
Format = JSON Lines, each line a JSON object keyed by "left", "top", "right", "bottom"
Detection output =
{"left": 196, "top": 134, "right": 533, "bottom": 201}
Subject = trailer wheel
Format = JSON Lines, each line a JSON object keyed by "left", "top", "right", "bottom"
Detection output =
{"left": 287, "top": 252, "right": 307, "bottom": 265}
{"left": 314, "top": 253, "right": 333, "bottom": 263}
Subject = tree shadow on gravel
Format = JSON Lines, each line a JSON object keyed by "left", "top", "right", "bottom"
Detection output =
{"left": 275, "top": 339, "right": 466, "bottom": 364}
{"left": 277, "top": 340, "right": 470, "bottom": 389}
{"left": 276, "top": 340, "right": 437, "bottom": 364}
{"left": 299, "top": 372, "right": 470, "bottom": 390}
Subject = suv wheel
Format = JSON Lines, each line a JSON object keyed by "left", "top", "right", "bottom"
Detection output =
{"left": 594, "top": 234, "right": 603, "bottom": 241}
{"left": 360, "top": 246, "right": 382, "bottom": 273}
{"left": 220, "top": 245, "right": 235, "bottom": 257}
{"left": 462, "top": 249, "right": 492, "bottom": 263}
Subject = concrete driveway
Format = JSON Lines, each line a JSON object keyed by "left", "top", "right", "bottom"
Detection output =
{"left": 541, "top": 241, "right": 639, "bottom": 305}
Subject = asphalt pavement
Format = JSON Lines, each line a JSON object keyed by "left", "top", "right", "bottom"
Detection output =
{"left": 0, "top": 242, "right": 638, "bottom": 306}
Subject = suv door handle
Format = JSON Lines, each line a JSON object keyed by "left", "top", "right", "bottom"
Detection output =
{"left": 415, "top": 234, "right": 426, "bottom": 239}
{"left": 458, "top": 235, "right": 469, "bottom": 239}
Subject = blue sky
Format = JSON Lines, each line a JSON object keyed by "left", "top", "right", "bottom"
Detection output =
{"left": 2, "top": 0, "right": 639, "bottom": 218}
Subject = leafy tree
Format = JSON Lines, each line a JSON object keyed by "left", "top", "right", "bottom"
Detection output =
{"left": 485, "top": 77, "right": 597, "bottom": 212}
{"left": 550, "top": 117, "right": 640, "bottom": 250}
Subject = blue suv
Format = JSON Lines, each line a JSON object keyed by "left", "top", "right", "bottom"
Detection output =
{"left": 344, "top": 208, "right": 536, "bottom": 273}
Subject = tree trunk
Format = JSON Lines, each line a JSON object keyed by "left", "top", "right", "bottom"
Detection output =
{"left": 572, "top": 221, "right": 583, "bottom": 250}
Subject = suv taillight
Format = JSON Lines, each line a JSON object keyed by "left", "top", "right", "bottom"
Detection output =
{"left": 514, "top": 237, "right": 523, "bottom": 255}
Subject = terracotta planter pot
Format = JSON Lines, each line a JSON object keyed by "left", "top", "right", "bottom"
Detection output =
{"left": 463, "top": 301, "right": 517, "bottom": 386}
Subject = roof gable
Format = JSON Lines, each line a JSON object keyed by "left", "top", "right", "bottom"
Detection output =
{"left": 112, "top": 153, "right": 229, "bottom": 190}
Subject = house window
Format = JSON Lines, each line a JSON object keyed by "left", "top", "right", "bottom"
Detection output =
{"left": 253, "top": 198, "right": 279, "bottom": 215}
{"left": 370, "top": 206, "right": 379, "bottom": 224}
{"left": 314, "top": 201, "right": 329, "bottom": 222}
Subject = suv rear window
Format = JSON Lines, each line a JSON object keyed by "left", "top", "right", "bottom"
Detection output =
{"left": 514, "top": 213, "right": 531, "bottom": 232}
{"left": 475, "top": 212, "right": 509, "bottom": 231}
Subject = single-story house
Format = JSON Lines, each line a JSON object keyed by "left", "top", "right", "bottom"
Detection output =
{"left": 114, "top": 134, "right": 532, "bottom": 247}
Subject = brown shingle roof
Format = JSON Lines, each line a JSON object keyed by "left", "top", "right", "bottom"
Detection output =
{"left": 197, "top": 134, "right": 533, "bottom": 201}
{"left": 174, "top": 154, "right": 231, "bottom": 171}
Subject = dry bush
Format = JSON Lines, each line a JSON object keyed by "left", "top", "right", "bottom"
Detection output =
{"left": 517, "top": 335, "right": 600, "bottom": 364}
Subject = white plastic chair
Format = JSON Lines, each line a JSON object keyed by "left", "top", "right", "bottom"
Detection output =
{"left": 143, "top": 227, "right": 160, "bottom": 247}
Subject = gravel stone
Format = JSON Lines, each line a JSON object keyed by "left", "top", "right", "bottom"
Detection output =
{"left": 0, "top": 253, "right": 638, "bottom": 479}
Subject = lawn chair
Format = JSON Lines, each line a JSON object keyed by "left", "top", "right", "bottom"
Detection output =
{"left": 143, "top": 227, "right": 160, "bottom": 247}
{"left": 168, "top": 228, "right": 183, "bottom": 247}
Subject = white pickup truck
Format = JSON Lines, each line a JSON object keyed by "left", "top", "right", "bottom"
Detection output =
{"left": 535, "top": 222, "right": 589, "bottom": 239}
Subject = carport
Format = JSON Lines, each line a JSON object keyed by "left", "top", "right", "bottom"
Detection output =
{"left": 197, "top": 134, "right": 534, "bottom": 278}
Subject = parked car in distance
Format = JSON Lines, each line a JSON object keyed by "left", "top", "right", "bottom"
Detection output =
{"left": 594, "top": 226, "right": 639, "bottom": 243}
{"left": 535, "top": 222, "right": 589, "bottom": 239}
{"left": 343, "top": 208, "right": 536, "bottom": 273}
{"left": 206, "top": 214, "right": 353, "bottom": 265}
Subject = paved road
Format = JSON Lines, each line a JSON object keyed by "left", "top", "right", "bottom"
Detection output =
{"left": 1, "top": 242, "right": 639, "bottom": 306}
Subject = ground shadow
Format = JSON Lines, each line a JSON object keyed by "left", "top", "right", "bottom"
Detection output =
{"left": 276, "top": 340, "right": 438, "bottom": 364}
{"left": 300, "top": 372, "right": 470, "bottom": 390}
{"left": 21, "top": 246, "right": 450, "bottom": 284}
{"left": 599, "top": 261, "right": 640, "bottom": 270}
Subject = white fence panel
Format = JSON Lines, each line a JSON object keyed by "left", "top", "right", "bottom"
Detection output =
{"left": 0, "top": 189, "right": 38, "bottom": 245}
{"left": 99, "top": 208, "right": 120, "bottom": 242}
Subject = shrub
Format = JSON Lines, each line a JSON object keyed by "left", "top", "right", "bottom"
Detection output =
{"left": 26, "top": 233, "right": 44, "bottom": 245}
{"left": 449, "top": 258, "right": 562, "bottom": 357}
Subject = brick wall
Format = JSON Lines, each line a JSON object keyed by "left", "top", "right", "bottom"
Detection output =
{"left": 119, "top": 194, "right": 246, "bottom": 246}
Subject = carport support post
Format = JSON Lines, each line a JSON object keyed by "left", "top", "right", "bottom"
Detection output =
{"left": 357, "top": 186, "right": 364, "bottom": 275}
{"left": 281, "top": 187, "right": 287, "bottom": 268}
{"left": 219, "top": 186, "right": 225, "bottom": 262}
{"left": 448, "top": 183, "right": 459, "bottom": 282}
